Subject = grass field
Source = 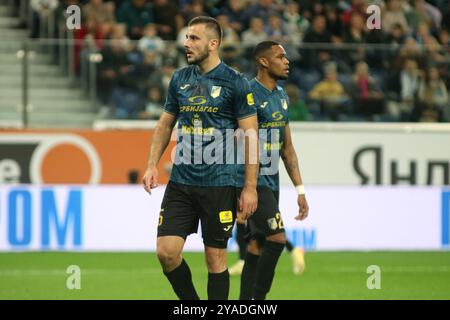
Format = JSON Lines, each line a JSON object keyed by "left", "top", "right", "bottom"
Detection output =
{"left": 1, "top": 251, "right": 449, "bottom": 300}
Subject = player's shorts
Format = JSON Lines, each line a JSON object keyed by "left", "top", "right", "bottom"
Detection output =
{"left": 237, "top": 186, "right": 285, "bottom": 242}
{"left": 157, "top": 181, "right": 237, "bottom": 249}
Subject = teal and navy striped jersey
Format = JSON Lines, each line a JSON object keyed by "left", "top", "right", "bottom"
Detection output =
{"left": 236, "top": 78, "right": 290, "bottom": 192}
{"left": 164, "top": 62, "right": 256, "bottom": 187}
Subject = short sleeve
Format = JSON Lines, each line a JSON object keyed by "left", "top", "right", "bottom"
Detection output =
{"left": 163, "top": 71, "right": 179, "bottom": 116}
{"left": 233, "top": 75, "right": 257, "bottom": 120}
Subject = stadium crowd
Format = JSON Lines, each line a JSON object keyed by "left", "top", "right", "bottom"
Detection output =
{"left": 25, "top": 0, "right": 450, "bottom": 122}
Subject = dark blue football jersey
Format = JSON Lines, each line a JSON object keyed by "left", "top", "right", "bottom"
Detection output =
{"left": 236, "top": 78, "right": 290, "bottom": 192}
{"left": 163, "top": 62, "right": 256, "bottom": 187}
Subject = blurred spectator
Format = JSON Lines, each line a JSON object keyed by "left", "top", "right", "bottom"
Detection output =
{"left": 442, "top": 2, "right": 450, "bottom": 31}
{"left": 220, "top": 0, "right": 246, "bottom": 34}
{"left": 217, "top": 14, "right": 240, "bottom": 49}
{"left": 341, "top": 0, "right": 367, "bottom": 27}
{"left": 152, "top": 0, "right": 184, "bottom": 40}
{"left": 283, "top": 1, "right": 310, "bottom": 44}
{"left": 242, "top": 0, "right": 280, "bottom": 28}
{"left": 302, "top": 15, "right": 333, "bottom": 69}
{"left": 347, "top": 62, "right": 385, "bottom": 119}
{"left": 182, "top": 0, "right": 208, "bottom": 23}
{"left": 98, "top": 24, "right": 134, "bottom": 107}
{"left": 382, "top": 0, "right": 410, "bottom": 36}
{"left": 73, "top": 17, "right": 104, "bottom": 75}
{"left": 138, "top": 24, "right": 165, "bottom": 54}
{"left": 241, "top": 17, "right": 269, "bottom": 50}
{"left": 217, "top": 14, "right": 241, "bottom": 64}
{"left": 116, "top": 0, "right": 154, "bottom": 40}
{"left": 265, "top": 14, "right": 289, "bottom": 44}
{"left": 111, "top": 23, "right": 131, "bottom": 51}
{"left": 415, "top": 0, "right": 442, "bottom": 31}
{"left": 311, "top": 1, "right": 325, "bottom": 17}
{"left": 139, "top": 86, "right": 164, "bottom": 120}
{"left": 30, "top": 0, "right": 59, "bottom": 38}
{"left": 415, "top": 66, "right": 449, "bottom": 121}
{"left": 324, "top": 4, "right": 343, "bottom": 43}
{"left": 422, "top": 34, "right": 448, "bottom": 66}
{"left": 308, "top": 62, "right": 350, "bottom": 121}
{"left": 82, "top": 0, "right": 115, "bottom": 26}
{"left": 381, "top": 22, "right": 406, "bottom": 71}
{"left": 138, "top": 23, "right": 165, "bottom": 68}
{"left": 342, "top": 13, "right": 366, "bottom": 68}
{"left": 387, "top": 58, "right": 422, "bottom": 120}
{"left": 394, "top": 37, "right": 425, "bottom": 71}
{"left": 285, "top": 84, "right": 309, "bottom": 121}
{"left": 415, "top": 21, "right": 433, "bottom": 44}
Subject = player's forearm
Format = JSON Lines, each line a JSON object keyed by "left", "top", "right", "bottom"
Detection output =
{"left": 244, "top": 135, "right": 259, "bottom": 188}
{"left": 282, "top": 146, "right": 303, "bottom": 186}
{"left": 146, "top": 122, "right": 173, "bottom": 168}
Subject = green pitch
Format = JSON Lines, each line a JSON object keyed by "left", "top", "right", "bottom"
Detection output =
{"left": 0, "top": 251, "right": 449, "bottom": 299}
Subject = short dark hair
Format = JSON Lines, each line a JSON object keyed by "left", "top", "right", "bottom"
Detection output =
{"left": 188, "top": 16, "right": 223, "bottom": 45}
{"left": 253, "top": 40, "right": 280, "bottom": 60}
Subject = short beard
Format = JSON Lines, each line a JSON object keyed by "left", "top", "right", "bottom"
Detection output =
{"left": 269, "top": 69, "right": 288, "bottom": 81}
{"left": 187, "top": 47, "right": 210, "bottom": 65}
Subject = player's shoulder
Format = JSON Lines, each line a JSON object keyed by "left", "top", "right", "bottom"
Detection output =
{"left": 221, "top": 63, "right": 249, "bottom": 83}
{"left": 172, "top": 65, "right": 195, "bottom": 79}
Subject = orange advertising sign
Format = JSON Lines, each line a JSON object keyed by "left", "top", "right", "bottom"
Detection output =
{"left": 0, "top": 130, "right": 175, "bottom": 184}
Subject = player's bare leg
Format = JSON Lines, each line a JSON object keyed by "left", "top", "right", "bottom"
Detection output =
{"left": 204, "top": 246, "right": 230, "bottom": 300}
{"left": 157, "top": 236, "right": 199, "bottom": 300}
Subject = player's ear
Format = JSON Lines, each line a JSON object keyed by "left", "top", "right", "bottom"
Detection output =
{"left": 209, "top": 38, "right": 219, "bottom": 51}
{"left": 258, "top": 57, "right": 269, "bottom": 68}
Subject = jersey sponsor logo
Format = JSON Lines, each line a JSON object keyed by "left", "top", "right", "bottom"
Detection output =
{"left": 180, "top": 105, "right": 219, "bottom": 113}
{"left": 263, "top": 142, "right": 283, "bottom": 151}
{"left": 180, "top": 84, "right": 190, "bottom": 90}
{"left": 188, "top": 96, "right": 207, "bottom": 105}
{"left": 272, "top": 111, "right": 284, "bottom": 121}
{"left": 247, "top": 93, "right": 255, "bottom": 106}
{"left": 281, "top": 99, "right": 288, "bottom": 110}
{"left": 219, "top": 210, "right": 233, "bottom": 224}
{"left": 181, "top": 125, "right": 215, "bottom": 135}
{"left": 261, "top": 101, "right": 268, "bottom": 109}
{"left": 260, "top": 121, "right": 286, "bottom": 128}
{"left": 211, "top": 86, "right": 221, "bottom": 98}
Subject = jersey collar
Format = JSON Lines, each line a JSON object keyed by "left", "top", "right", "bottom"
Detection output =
{"left": 254, "top": 77, "right": 282, "bottom": 94}
{"left": 194, "top": 61, "right": 224, "bottom": 77}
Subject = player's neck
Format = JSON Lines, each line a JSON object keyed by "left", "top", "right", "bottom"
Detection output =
{"left": 256, "top": 72, "right": 277, "bottom": 91}
{"left": 197, "top": 55, "right": 221, "bottom": 74}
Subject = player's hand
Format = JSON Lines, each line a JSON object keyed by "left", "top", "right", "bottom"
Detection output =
{"left": 142, "top": 165, "right": 159, "bottom": 195}
{"left": 236, "top": 201, "right": 247, "bottom": 224}
{"left": 295, "top": 194, "right": 309, "bottom": 221}
{"left": 239, "top": 186, "right": 257, "bottom": 219}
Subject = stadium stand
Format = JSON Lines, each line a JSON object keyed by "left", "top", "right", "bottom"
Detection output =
{"left": 0, "top": 0, "right": 449, "bottom": 127}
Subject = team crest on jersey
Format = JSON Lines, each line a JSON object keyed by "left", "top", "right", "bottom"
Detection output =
{"left": 267, "top": 218, "right": 278, "bottom": 230}
{"left": 281, "top": 99, "right": 288, "bottom": 110}
{"left": 192, "top": 113, "right": 202, "bottom": 126}
{"left": 211, "top": 86, "right": 221, "bottom": 98}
